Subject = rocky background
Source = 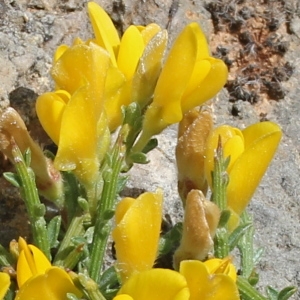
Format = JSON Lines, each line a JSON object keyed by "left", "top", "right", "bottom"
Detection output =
{"left": 0, "top": 0, "right": 299, "bottom": 298}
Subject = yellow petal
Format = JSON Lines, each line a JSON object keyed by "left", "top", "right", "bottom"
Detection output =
{"left": 114, "top": 197, "right": 136, "bottom": 224}
{"left": 51, "top": 43, "right": 110, "bottom": 98}
{"left": 131, "top": 30, "right": 168, "bottom": 108}
{"left": 117, "top": 25, "right": 145, "bottom": 80}
{"left": 140, "top": 23, "right": 161, "bottom": 44}
{"left": 180, "top": 260, "right": 210, "bottom": 299}
{"left": 118, "top": 269, "right": 190, "bottom": 300}
{"left": 53, "top": 44, "right": 69, "bottom": 62}
{"left": 36, "top": 91, "right": 68, "bottom": 145}
{"left": 152, "top": 23, "right": 198, "bottom": 124}
{"left": 88, "top": 2, "right": 120, "bottom": 66}
{"left": 204, "top": 258, "right": 237, "bottom": 282}
{"left": 182, "top": 59, "right": 211, "bottom": 99}
{"left": 0, "top": 272, "right": 10, "bottom": 299}
{"left": 227, "top": 122, "right": 282, "bottom": 215}
{"left": 180, "top": 260, "right": 239, "bottom": 300}
{"left": 223, "top": 134, "right": 245, "bottom": 172}
{"left": 15, "top": 267, "right": 82, "bottom": 300}
{"left": 17, "top": 237, "right": 51, "bottom": 287}
{"left": 103, "top": 64, "right": 126, "bottom": 131}
{"left": 54, "top": 85, "right": 101, "bottom": 184}
{"left": 114, "top": 295, "right": 134, "bottom": 300}
{"left": 181, "top": 57, "right": 228, "bottom": 113}
{"left": 189, "top": 22, "right": 210, "bottom": 59}
{"left": 112, "top": 191, "right": 163, "bottom": 282}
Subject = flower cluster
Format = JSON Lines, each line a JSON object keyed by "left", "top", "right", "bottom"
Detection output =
{"left": 0, "top": 2, "right": 295, "bottom": 300}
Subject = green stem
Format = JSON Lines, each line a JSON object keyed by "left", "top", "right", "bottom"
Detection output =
{"left": 237, "top": 276, "right": 267, "bottom": 300}
{"left": 214, "top": 228, "right": 229, "bottom": 258}
{"left": 238, "top": 212, "right": 255, "bottom": 278}
{"left": 89, "top": 140, "right": 125, "bottom": 283}
{"left": 211, "top": 137, "right": 229, "bottom": 210}
{"left": 12, "top": 143, "right": 50, "bottom": 259}
{"left": 62, "top": 171, "right": 81, "bottom": 226}
{"left": 212, "top": 137, "right": 230, "bottom": 258}
{"left": 54, "top": 213, "right": 89, "bottom": 267}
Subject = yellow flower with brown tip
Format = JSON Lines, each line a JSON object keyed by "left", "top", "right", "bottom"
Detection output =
{"left": 112, "top": 190, "right": 163, "bottom": 282}
{"left": 204, "top": 122, "right": 282, "bottom": 218}
{"left": 15, "top": 237, "right": 81, "bottom": 300}
{"left": 136, "top": 22, "right": 228, "bottom": 151}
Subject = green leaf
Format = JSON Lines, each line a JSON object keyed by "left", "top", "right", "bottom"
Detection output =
{"left": 98, "top": 264, "right": 120, "bottom": 298}
{"left": 122, "top": 102, "right": 141, "bottom": 127}
{"left": 47, "top": 216, "right": 62, "bottom": 248}
{"left": 66, "top": 294, "right": 80, "bottom": 300}
{"left": 158, "top": 222, "right": 182, "bottom": 256}
{"left": 253, "top": 247, "right": 264, "bottom": 264}
{"left": 23, "top": 148, "right": 31, "bottom": 167}
{"left": 142, "top": 138, "right": 158, "bottom": 154}
{"left": 267, "top": 286, "right": 279, "bottom": 300}
{"left": 248, "top": 269, "right": 259, "bottom": 286}
{"left": 78, "top": 197, "right": 89, "bottom": 212}
{"left": 218, "top": 209, "right": 231, "bottom": 227}
{"left": 278, "top": 286, "right": 297, "bottom": 300}
{"left": 129, "top": 152, "right": 149, "bottom": 164}
{"left": 3, "top": 172, "right": 20, "bottom": 187}
{"left": 228, "top": 222, "right": 252, "bottom": 251}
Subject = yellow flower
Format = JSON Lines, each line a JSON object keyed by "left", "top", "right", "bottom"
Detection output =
{"left": 0, "top": 107, "right": 63, "bottom": 207}
{"left": 15, "top": 237, "right": 81, "bottom": 299}
{"left": 112, "top": 190, "right": 163, "bottom": 282}
{"left": 0, "top": 272, "right": 10, "bottom": 299}
{"left": 15, "top": 267, "right": 82, "bottom": 300}
{"left": 136, "top": 22, "right": 227, "bottom": 150}
{"left": 17, "top": 237, "right": 51, "bottom": 287}
{"left": 36, "top": 43, "right": 111, "bottom": 186}
{"left": 180, "top": 260, "right": 240, "bottom": 300}
{"left": 114, "top": 259, "right": 239, "bottom": 300}
{"left": 88, "top": 2, "right": 164, "bottom": 130}
{"left": 204, "top": 257, "right": 237, "bottom": 282}
{"left": 115, "top": 268, "right": 190, "bottom": 300}
{"left": 176, "top": 108, "right": 213, "bottom": 201}
{"left": 204, "top": 122, "right": 282, "bottom": 217}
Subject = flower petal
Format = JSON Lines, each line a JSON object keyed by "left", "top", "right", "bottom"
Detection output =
{"left": 53, "top": 85, "right": 101, "bottom": 184}
{"left": 151, "top": 22, "right": 198, "bottom": 124}
{"left": 181, "top": 57, "right": 228, "bottom": 113}
{"left": 117, "top": 25, "right": 145, "bottom": 80}
{"left": 51, "top": 43, "right": 110, "bottom": 98}
{"left": 112, "top": 191, "right": 163, "bottom": 281}
{"left": 15, "top": 267, "right": 82, "bottom": 300}
{"left": 0, "top": 272, "right": 10, "bottom": 299}
{"left": 17, "top": 237, "right": 51, "bottom": 288}
{"left": 227, "top": 122, "right": 282, "bottom": 215}
{"left": 87, "top": 2, "right": 120, "bottom": 66}
{"left": 36, "top": 91, "right": 68, "bottom": 145}
{"left": 118, "top": 269, "right": 189, "bottom": 300}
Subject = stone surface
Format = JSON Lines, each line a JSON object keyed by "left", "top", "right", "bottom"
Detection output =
{"left": 0, "top": 0, "right": 299, "bottom": 297}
